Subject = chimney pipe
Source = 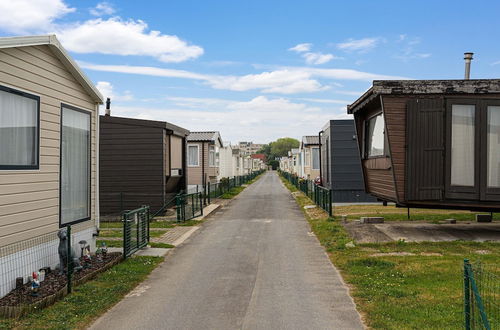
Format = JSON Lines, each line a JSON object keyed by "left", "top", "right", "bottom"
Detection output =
{"left": 105, "top": 98, "right": 111, "bottom": 116}
{"left": 464, "top": 52, "right": 473, "bottom": 80}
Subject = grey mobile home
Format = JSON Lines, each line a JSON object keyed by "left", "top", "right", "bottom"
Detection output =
{"left": 320, "top": 120, "right": 376, "bottom": 203}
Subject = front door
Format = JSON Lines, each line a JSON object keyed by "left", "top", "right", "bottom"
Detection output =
{"left": 445, "top": 99, "right": 500, "bottom": 202}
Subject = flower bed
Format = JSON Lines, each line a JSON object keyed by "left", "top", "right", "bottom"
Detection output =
{"left": 0, "top": 252, "right": 122, "bottom": 318}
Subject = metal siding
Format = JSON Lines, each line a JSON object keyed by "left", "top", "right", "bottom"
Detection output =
{"left": 406, "top": 98, "right": 445, "bottom": 201}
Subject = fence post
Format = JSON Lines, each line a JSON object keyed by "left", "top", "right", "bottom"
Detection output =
{"left": 176, "top": 194, "right": 181, "bottom": 222}
{"left": 146, "top": 206, "right": 150, "bottom": 243}
{"left": 191, "top": 194, "right": 195, "bottom": 218}
{"left": 328, "top": 190, "right": 333, "bottom": 217}
{"left": 464, "top": 259, "right": 471, "bottom": 330}
{"left": 66, "top": 225, "right": 72, "bottom": 294}
{"left": 200, "top": 192, "right": 204, "bottom": 216}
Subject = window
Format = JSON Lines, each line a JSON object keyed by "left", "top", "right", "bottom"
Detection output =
{"left": 0, "top": 86, "right": 39, "bottom": 169}
{"left": 187, "top": 145, "right": 199, "bottom": 166}
{"left": 60, "top": 105, "right": 90, "bottom": 226}
{"left": 209, "top": 145, "right": 216, "bottom": 167}
{"left": 305, "top": 149, "right": 310, "bottom": 166}
{"left": 365, "top": 113, "right": 385, "bottom": 158}
{"left": 312, "top": 147, "right": 320, "bottom": 170}
{"left": 487, "top": 106, "right": 500, "bottom": 188}
{"left": 450, "top": 105, "right": 475, "bottom": 187}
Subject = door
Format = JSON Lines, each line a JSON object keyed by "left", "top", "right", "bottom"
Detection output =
{"left": 445, "top": 99, "right": 500, "bottom": 202}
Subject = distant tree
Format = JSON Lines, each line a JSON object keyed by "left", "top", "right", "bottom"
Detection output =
{"left": 270, "top": 137, "right": 300, "bottom": 158}
{"left": 258, "top": 137, "right": 300, "bottom": 165}
{"left": 268, "top": 159, "right": 279, "bottom": 170}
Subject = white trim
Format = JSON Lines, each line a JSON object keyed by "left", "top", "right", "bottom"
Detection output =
{"left": 0, "top": 35, "right": 103, "bottom": 104}
{"left": 187, "top": 144, "right": 199, "bottom": 167}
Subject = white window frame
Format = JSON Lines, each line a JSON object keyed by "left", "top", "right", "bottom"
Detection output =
{"left": 209, "top": 145, "right": 217, "bottom": 167}
{"left": 187, "top": 144, "right": 199, "bottom": 167}
{"left": 312, "top": 147, "right": 320, "bottom": 170}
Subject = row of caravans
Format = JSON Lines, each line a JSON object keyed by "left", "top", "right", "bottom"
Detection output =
{"left": 0, "top": 35, "right": 263, "bottom": 298}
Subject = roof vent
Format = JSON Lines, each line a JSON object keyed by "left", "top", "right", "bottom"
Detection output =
{"left": 464, "top": 52, "right": 473, "bottom": 80}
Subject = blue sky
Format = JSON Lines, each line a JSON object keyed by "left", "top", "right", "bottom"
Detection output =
{"left": 1, "top": 0, "right": 499, "bottom": 143}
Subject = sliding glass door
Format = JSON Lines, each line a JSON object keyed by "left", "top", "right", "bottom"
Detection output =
{"left": 60, "top": 105, "right": 91, "bottom": 226}
{"left": 446, "top": 99, "right": 500, "bottom": 201}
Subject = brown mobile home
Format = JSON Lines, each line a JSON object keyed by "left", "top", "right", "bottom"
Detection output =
{"left": 99, "top": 115, "right": 189, "bottom": 215}
{"left": 347, "top": 79, "right": 500, "bottom": 211}
{"left": 0, "top": 35, "right": 103, "bottom": 297}
{"left": 186, "top": 131, "right": 223, "bottom": 188}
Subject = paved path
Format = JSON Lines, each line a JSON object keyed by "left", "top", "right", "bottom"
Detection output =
{"left": 90, "top": 172, "right": 363, "bottom": 330}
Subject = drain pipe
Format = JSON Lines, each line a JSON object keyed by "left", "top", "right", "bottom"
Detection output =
{"left": 464, "top": 52, "right": 473, "bottom": 80}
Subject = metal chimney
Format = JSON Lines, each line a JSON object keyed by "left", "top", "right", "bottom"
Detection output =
{"left": 464, "top": 52, "right": 473, "bottom": 80}
{"left": 105, "top": 98, "right": 111, "bottom": 116}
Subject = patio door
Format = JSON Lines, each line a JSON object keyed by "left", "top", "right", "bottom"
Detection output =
{"left": 445, "top": 99, "right": 500, "bottom": 202}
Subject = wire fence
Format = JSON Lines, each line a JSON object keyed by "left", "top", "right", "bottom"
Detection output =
{"left": 278, "top": 169, "right": 333, "bottom": 216}
{"left": 0, "top": 226, "right": 93, "bottom": 299}
{"left": 464, "top": 259, "right": 499, "bottom": 329}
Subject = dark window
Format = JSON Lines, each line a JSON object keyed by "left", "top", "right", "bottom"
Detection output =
{"left": 0, "top": 86, "right": 39, "bottom": 169}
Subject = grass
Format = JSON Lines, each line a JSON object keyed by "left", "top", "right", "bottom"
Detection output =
{"left": 334, "top": 204, "right": 500, "bottom": 223}
{"left": 279, "top": 174, "right": 500, "bottom": 329}
{"left": 100, "top": 221, "right": 176, "bottom": 229}
{"left": 149, "top": 242, "right": 175, "bottom": 248}
{"left": 0, "top": 256, "right": 163, "bottom": 330}
{"left": 221, "top": 186, "right": 245, "bottom": 199}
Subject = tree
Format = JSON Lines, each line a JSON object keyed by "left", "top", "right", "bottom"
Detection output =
{"left": 258, "top": 137, "right": 300, "bottom": 164}
{"left": 270, "top": 138, "right": 300, "bottom": 158}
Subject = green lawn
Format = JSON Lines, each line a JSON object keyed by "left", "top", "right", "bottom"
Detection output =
{"left": 280, "top": 175, "right": 500, "bottom": 329}
{"left": 221, "top": 186, "right": 245, "bottom": 199}
{"left": 0, "top": 256, "right": 163, "bottom": 330}
{"left": 334, "top": 204, "right": 499, "bottom": 223}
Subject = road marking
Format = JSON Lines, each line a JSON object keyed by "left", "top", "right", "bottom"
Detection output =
{"left": 126, "top": 285, "right": 150, "bottom": 298}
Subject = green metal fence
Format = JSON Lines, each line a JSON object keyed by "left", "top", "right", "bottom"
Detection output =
{"left": 123, "top": 206, "right": 150, "bottom": 258}
{"left": 279, "top": 169, "right": 333, "bottom": 216}
{"left": 176, "top": 192, "right": 204, "bottom": 222}
{"left": 464, "top": 259, "right": 499, "bottom": 329}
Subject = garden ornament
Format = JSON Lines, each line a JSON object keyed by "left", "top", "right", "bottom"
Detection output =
{"left": 57, "top": 228, "right": 83, "bottom": 274}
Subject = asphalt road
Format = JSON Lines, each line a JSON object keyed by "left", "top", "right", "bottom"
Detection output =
{"left": 90, "top": 172, "right": 364, "bottom": 330}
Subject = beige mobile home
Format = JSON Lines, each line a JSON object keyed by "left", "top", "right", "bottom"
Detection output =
{"left": 186, "top": 131, "right": 223, "bottom": 188}
{"left": 0, "top": 35, "right": 103, "bottom": 298}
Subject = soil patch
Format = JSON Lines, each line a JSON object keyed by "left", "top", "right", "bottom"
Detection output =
{"left": 0, "top": 252, "right": 121, "bottom": 308}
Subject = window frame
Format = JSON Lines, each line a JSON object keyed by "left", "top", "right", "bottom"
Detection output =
{"left": 209, "top": 145, "right": 217, "bottom": 167}
{"left": 187, "top": 144, "right": 199, "bottom": 167}
{"left": 59, "top": 103, "right": 91, "bottom": 227}
{"left": 0, "top": 85, "right": 40, "bottom": 170}
{"left": 311, "top": 147, "right": 320, "bottom": 170}
{"left": 364, "top": 112, "right": 387, "bottom": 159}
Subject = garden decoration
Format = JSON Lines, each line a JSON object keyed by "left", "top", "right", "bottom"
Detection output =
{"left": 83, "top": 245, "right": 92, "bottom": 268}
{"left": 79, "top": 240, "right": 87, "bottom": 258}
{"left": 30, "top": 272, "right": 40, "bottom": 297}
{"left": 57, "top": 228, "right": 83, "bottom": 274}
{"left": 101, "top": 242, "right": 108, "bottom": 258}
{"left": 96, "top": 247, "right": 103, "bottom": 261}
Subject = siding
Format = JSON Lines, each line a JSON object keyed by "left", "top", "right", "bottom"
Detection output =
{"left": 382, "top": 95, "right": 407, "bottom": 203}
{"left": 99, "top": 117, "right": 164, "bottom": 214}
{"left": 0, "top": 45, "right": 98, "bottom": 247}
{"left": 171, "top": 136, "right": 183, "bottom": 169}
{"left": 187, "top": 142, "right": 204, "bottom": 185}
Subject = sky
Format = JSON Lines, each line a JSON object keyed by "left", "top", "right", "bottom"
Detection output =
{"left": 0, "top": 0, "right": 499, "bottom": 144}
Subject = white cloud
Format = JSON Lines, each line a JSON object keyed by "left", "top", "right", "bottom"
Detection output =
{"left": 337, "top": 37, "right": 380, "bottom": 52}
{"left": 90, "top": 2, "right": 116, "bottom": 16}
{"left": 492, "top": 60, "right": 500, "bottom": 66}
{"left": 289, "top": 43, "right": 312, "bottom": 53}
{"left": 303, "top": 52, "right": 335, "bottom": 65}
{"left": 96, "top": 81, "right": 133, "bottom": 101}
{"left": 0, "top": 0, "right": 74, "bottom": 33}
{"left": 82, "top": 62, "right": 408, "bottom": 94}
{"left": 112, "top": 96, "right": 351, "bottom": 142}
{"left": 297, "top": 98, "right": 351, "bottom": 105}
{"left": 57, "top": 18, "right": 203, "bottom": 63}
